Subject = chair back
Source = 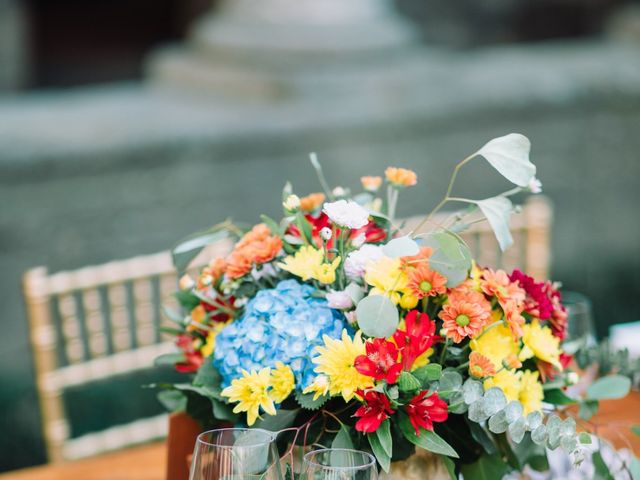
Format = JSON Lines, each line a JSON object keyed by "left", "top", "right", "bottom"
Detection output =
{"left": 23, "top": 242, "right": 232, "bottom": 462}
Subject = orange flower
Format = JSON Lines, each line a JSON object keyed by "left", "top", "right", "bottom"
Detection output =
{"left": 299, "top": 193, "right": 326, "bottom": 212}
{"left": 469, "top": 352, "right": 496, "bottom": 379}
{"left": 439, "top": 296, "right": 491, "bottom": 343}
{"left": 407, "top": 264, "right": 447, "bottom": 299}
{"left": 236, "top": 224, "right": 272, "bottom": 249}
{"left": 503, "top": 353, "right": 522, "bottom": 370}
{"left": 225, "top": 251, "right": 254, "bottom": 279}
{"left": 225, "top": 224, "right": 283, "bottom": 279}
{"left": 481, "top": 268, "right": 525, "bottom": 305}
{"left": 401, "top": 247, "right": 433, "bottom": 269}
{"left": 502, "top": 300, "right": 526, "bottom": 340}
{"left": 197, "top": 257, "right": 227, "bottom": 288}
{"left": 385, "top": 167, "right": 417, "bottom": 187}
{"left": 360, "top": 176, "right": 382, "bottom": 192}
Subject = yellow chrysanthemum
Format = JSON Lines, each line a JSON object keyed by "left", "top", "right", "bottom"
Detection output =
{"left": 302, "top": 374, "right": 330, "bottom": 400}
{"left": 269, "top": 362, "right": 295, "bottom": 403}
{"left": 519, "top": 370, "right": 544, "bottom": 415}
{"left": 364, "top": 257, "right": 408, "bottom": 304}
{"left": 278, "top": 245, "right": 324, "bottom": 281}
{"left": 519, "top": 320, "right": 562, "bottom": 368}
{"left": 484, "top": 369, "right": 522, "bottom": 402}
{"left": 312, "top": 330, "right": 373, "bottom": 401}
{"left": 470, "top": 323, "right": 520, "bottom": 371}
{"left": 277, "top": 245, "right": 340, "bottom": 284}
{"left": 221, "top": 368, "right": 276, "bottom": 426}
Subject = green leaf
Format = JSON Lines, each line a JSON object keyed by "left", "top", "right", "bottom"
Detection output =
{"left": 420, "top": 231, "right": 472, "bottom": 287}
{"left": 260, "top": 214, "right": 283, "bottom": 236}
{"left": 194, "top": 361, "right": 223, "bottom": 398}
{"left": 460, "top": 454, "right": 510, "bottom": 480}
{"left": 578, "top": 432, "right": 592, "bottom": 445}
{"left": 332, "top": 424, "right": 354, "bottom": 450}
{"left": 474, "top": 196, "right": 514, "bottom": 251}
{"left": 543, "top": 388, "right": 577, "bottom": 405}
{"left": 211, "top": 398, "right": 238, "bottom": 422}
{"left": 630, "top": 456, "right": 640, "bottom": 480}
{"left": 154, "top": 353, "right": 185, "bottom": 367}
{"left": 368, "top": 437, "right": 391, "bottom": 473}
{"left": 295, "top": 212, "right": 314, "bottom": 244}
{"left": 398, "top": 371, "right": 421, "bottom": 392}
{"left": 466, "top": 420, "right": 497, "bottom": 455}
{"left": 355, "top": 295, "right": 399, "bottom": 338}
{"left": 398, "top": 415, "right": 459, "bottom": 458}
{"left": 587, "top": 374, "right": 632, "bottom": 400}
{"left": 382, "top": 236, "right": 420, "bottom": 258}
{"left": 413, "top": 364, "right": 443, "bottom": 384}
{"left": 294, "top": 390, "right": 329, "bottom": 410}
{"left": 441, "top": 456, "right": 457, "bottom": 480}
{"left": 578, "top": 399, "right": 599, "bottom": 421}
{"left": 255, "top": 409, "right": 299, "bottom": 432}
{"left": 376, "top": 419, "right": 393, "bottom": 457}
{"left": 592, "top": 451, "right": 614, "bottom": 480}
{"left": 174, "top": 290, "right": 201, "bottom": 311}
{"left": 475, "top": 133, "right": 535, "bottom": 187}
{"left": 632, "top": 425, "right": 640, "bottom": 437}
{"left": 157, "top": 390, "right": 187, "bottom": 412}
{"left": 172, "top": 224, "right": 230, "bottom": 272}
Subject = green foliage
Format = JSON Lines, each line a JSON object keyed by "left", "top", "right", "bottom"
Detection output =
{"left": 441, "top": 456, "right": 457, "bottom": 480}
{"left": 575, "top": 340, "right": 640, "bottom": 389}
{"left": 398, "top": 414, "right": 459, "bottom": 458}
{"left": 294, "top": 212, "right": 314, "bottom": 244}
{"left": 172, "top": 221, "right": 232, "bottom": 272}
{"left": 475, "top": 133, "right": 535, "bottom": 187}
{"left": 398, "top": 371, "right": 421, "bottom": 393}
{"left": 174, "top": 289, "right": 201, "bottom": 311}
{"left": 592, "top": 451, "right": 614, "bottom": 480}
{"left": 543, "top": 388, "right": 577, "bottom": 405}
{"left": 260, "top": 214, "right": 283, "bottom": 236}
{"left": 413, "top": 364, "right": 442, "bottom": 385}
{"left": 154, "top": 353, "right": 186, "bottom": 367}
{"left": 420, "top": 231, "right": 472, "bottom": 287}
{"left": 578, "top": 399, "right": 599, "bottom": 421}
{"left": 474, "top": 196, "right": 514, "bottom": 251}
{"left": 355, "top": 295, "right": 399, "bottom": 338}
{"left": 294, "top": 390, "right": 329, "bottom": 410}
{"left": 632, "top": 425, "right": 640, "bottom": 437}
{"left": 330, "top": 425, "right": 355, "bottom": 467}
{"left": 587, "top": 374, "right": 632, "bottom": 400}
{"left": 255, "top": 409, "right": 299, "bottom": 432}
{"left": 157, "top": 389, "right": 187, "bottom": 412}
{"left": 382, "top": 236, "right": 420, "bottom": 258}
{"left": 460, "top": 454, "right": 510, "bottom": 480}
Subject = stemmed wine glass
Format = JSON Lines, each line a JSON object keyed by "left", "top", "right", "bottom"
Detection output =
{"left": 563, "top": 291, "right": 597, "bottom": 348}
{"left": 301, "top": 448, "right": 378, "bottom": 480}
{"left": 189, "top": 428, "right": 283, "bottom": 480}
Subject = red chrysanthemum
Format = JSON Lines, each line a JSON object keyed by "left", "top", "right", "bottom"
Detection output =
{"left": 405, "top": 391, "right": 448, "bottom": 435}
{"left": 393, "top": 310, "right": 438, "bottom": 371}
{"left": 354, "top": 390, "right": 395, "bottom": 433}
{"left": 354, "top": 338, "right": 403, "bottom": 384}
{"left": 509, "top": 269, "right": 554, "bottom": 320}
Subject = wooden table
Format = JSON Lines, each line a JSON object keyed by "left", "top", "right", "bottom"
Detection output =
{"left": 4, "top": 394, "right": 640, "bottom": 480}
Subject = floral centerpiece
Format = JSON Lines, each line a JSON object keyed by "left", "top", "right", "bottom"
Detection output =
{"left": 157, "top": 134, "right": 634, "bottom": 479}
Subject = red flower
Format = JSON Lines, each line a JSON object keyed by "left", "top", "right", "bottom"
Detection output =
{"left": 174, "top": 335, "right": 204, "bottom": 373}
{"left": 287, "top": 212, "right": 386, "bottom": 248}
{"left": 405, "top": 391, "right": 448, "bottom": 435}
{"left": 393, "top": 310, "right": 438, "bottom": 370}
{"left": 509, "top": 269, "right": 554, "bottom": 319}
{"left": 354, "top": 390, "right": 395, "bottom": 433}
{"left": 537, "top": 353, "right": 573, "bottom": 382}
{"left": 354, "top": 338, "right": 403, "bottom": 384}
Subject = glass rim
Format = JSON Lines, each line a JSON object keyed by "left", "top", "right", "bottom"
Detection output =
{"left": 195, "top": 427, "right": 276, "bottom": 448}
{"left": 303, "top": 448, "right": 377, "bottom": 471}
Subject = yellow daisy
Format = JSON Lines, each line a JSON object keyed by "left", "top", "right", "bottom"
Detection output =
{"left": 277, "top": 245, "right": 324, "bottom": 281}
{"left": 221, "top": 368, "right": 276, "bottom": 426}
{"left": 519, "top": 370, "right": 544, "bottom": 415}
{"left": 364, "top": 257, "right": 408, "bottom": 304}
{"left": 484, "top": 369, "right": 522, "bottom": 403}
{"left": 303, "top": 374, "right": 330, "bottom": 400}
{"left": 312, "top": 330, "right": 373, "bottom": 401}
{"left": 470, "top": 323, "right": 520, "bottom": 372}
{"left": 269, "top": 362, "right": 295, "bottom": 403}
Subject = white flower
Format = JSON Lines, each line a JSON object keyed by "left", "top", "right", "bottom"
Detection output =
{"left": 528, "top": 177, "right": 542, "bottom": 194}
{"left": 344, "top": 244, "right": 384, "bottom": 280}
{"left": 332, "top": 186, "right": 347, "bottom": 197}
{"left": 323, "top": 200, "right": 370, "bottom": 229}
{"left": 345, "top": 311, "right": 357, "bottom": 325}
{"left": 351, "top": 232, "right": 366, "bottom": 248}
{"left": 283, "top": 194, "right": 301, "bottom": 211}
{"left": 325, "top": 290, "right": 353, "bottom": 309}
{"left": 320, "top": 227, "right": 332, "bottom": 240}
{"left": 179, "top": 274, "right": 195, "bottom": 290}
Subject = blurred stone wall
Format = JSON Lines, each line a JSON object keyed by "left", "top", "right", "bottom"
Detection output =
{"left": 1, "top": 40, "right": 640, "bottom": 471}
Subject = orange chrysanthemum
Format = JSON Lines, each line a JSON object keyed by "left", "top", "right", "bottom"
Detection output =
{"left": 385, "top": 167, "right": 417, "bottom": 187}
{"left": 439, "top": 296, "right": 491, "bottom": 343}
{"left": 402, "top": 246, "right": 434, "bottom": 269}
{"left": 360, "top": 176, "right": 382, "bottom": 192}
{"left": 407, "top": 264, "right": 447, "bottom": 299}
{"left": 503, "top": 353, "right": 522, "bottom": 370}
{"left": 299, "top": 193, "right": 326, "bottom": 212}
{"left": 481, "top": 268, "right": 525, "bottom": 305}
{"left": 502, "top": 300, "right": 526, "bottom": 340}
{"left": 225, "top": 224, "right": 282, "bottom": 279}
{"left": 469, "top": 352, "right": 496, "bottom": 379}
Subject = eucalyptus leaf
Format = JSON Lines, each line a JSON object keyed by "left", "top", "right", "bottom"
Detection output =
{"left": 172, "top": 225, "right": 230, "bottom": 272}
{"left": 420, "top": 230, "right": 472, "bottom": 287}
{"left": 355, "top": 295, "right": 399, "bottom": 338}
{"left": 255, "top": 409, "right": 299, "bottom": 432}
{"left": 382, "top": 236, "right": 420, "bottom": 258}
{"left": 475, "top": 133, "right": 535, "bottom": 187}
{"left": 586, "top": 374, "right": 631, "bottom": 400}
{"left": 474, "top": 196, "right": 514, "bottom": 251}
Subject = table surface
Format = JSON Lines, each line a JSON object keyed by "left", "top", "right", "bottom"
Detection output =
{"left": 4, "top": 393, "right": 639, "bottom": 480}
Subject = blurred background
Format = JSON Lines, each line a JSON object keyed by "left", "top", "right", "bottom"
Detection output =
{"left": 1, "top": 0, "right": 639, "bottom": 473}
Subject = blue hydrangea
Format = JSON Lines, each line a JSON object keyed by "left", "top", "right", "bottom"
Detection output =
{"left": 213, "top": 279, "right": 348, "bottom": 390}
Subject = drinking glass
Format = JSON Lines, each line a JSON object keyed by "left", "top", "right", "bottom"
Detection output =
{"left": 563, "top": 291, "right": 597, "bottom": 348}
{"left": 189, "top": 428, "right": 283, "bottom": 480}
{"left": 301, "top": 448, "right": 378, "bottom": 480}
